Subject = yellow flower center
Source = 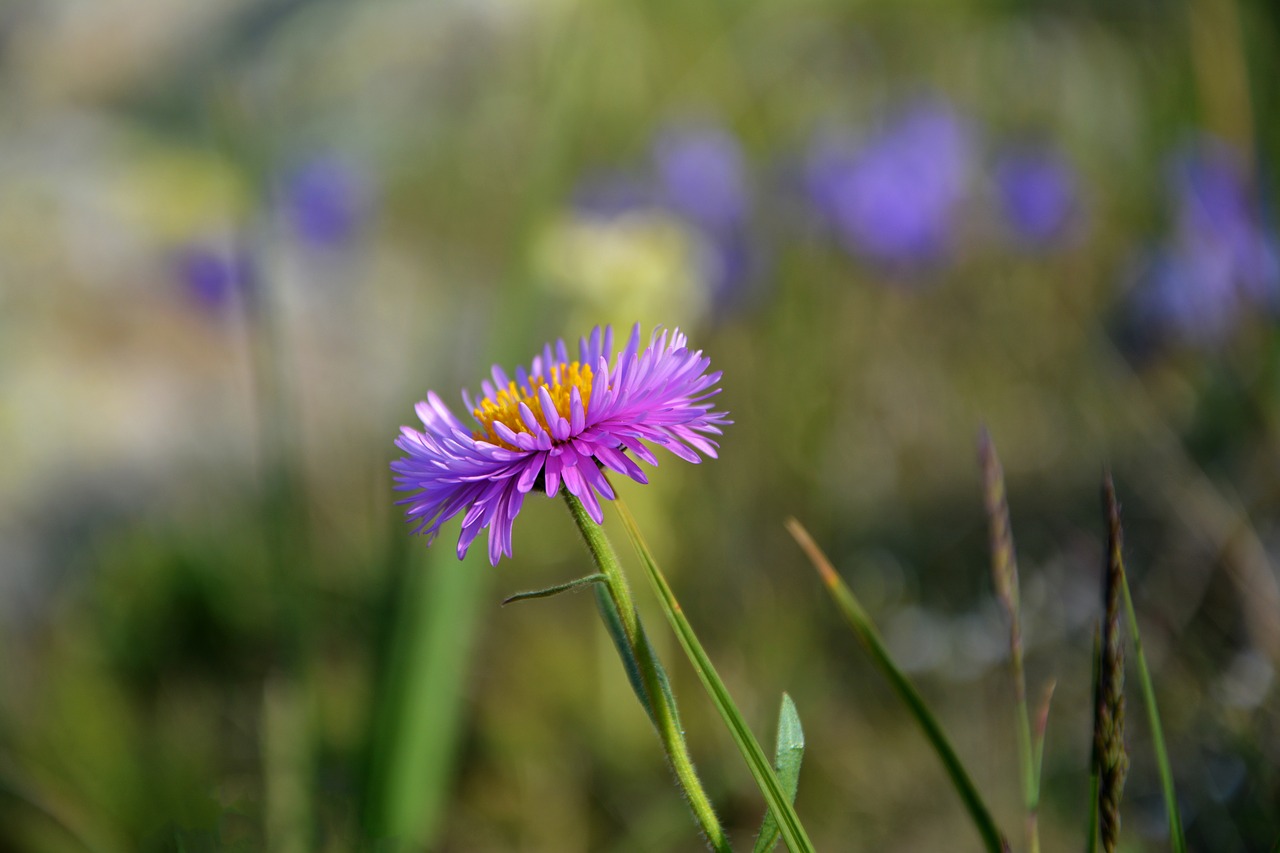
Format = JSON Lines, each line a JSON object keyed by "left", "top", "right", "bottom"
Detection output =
{"left": 472, "top": 361, "right": 594, "bottom": 448}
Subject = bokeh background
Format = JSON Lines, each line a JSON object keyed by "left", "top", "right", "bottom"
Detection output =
{"left": 1, "top": 0, "right": 1278, "bottom": 850}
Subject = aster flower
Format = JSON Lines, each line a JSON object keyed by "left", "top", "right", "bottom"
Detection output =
{"left": 392, "top": 325, "right": 729, "bottom": 565}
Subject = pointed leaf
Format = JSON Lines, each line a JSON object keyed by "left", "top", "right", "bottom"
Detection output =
{"left": 752, "top": 693, "right": 806, "bottom": 853}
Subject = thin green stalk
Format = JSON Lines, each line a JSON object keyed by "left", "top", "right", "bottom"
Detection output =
{"left": 786, "top": 518, "right": 1008, "bottom": 853}
{"left": 979, "top": 430, "right": 1040, "bottom": 853}
{"left": 563, "top": 493, "right": 730, "bottom": 853}
{"left": 1104, "top": 475, "right": 1184, "bottom": 852}
{"left": 1119, "top": 572, "right": 1186, "bottom": 852}
{"left": 616, "top": 499, "right": 816, "bottom": 853}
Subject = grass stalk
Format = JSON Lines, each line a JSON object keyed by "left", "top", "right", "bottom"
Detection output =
{"left": 1103, "top": 476, "right": 1186, "bottom": 853}
{"left": 978, "top": 430, "right": 1040, "bottom": 853}
{"left": 786, "top": 518, "right": 1008, "bottom": 853}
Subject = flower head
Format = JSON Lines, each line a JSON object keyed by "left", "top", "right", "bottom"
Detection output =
{"left": 653, "top": 123, "right": 750, "bottom": 238}
{"left": 1124, "top": 137, "right": 1279, "bottom": 347}
{"left": 392, "top": 325, "right": 729, "bottom": 564}
{"left": 283, "top": 154, "right": 372, "bottom": 248}
{"left": 993, "top": 146, "right": 1079, "bottom": 247}
{"left": 805, "top": 100, "right": 973, "bottom": 267}
{"left": 176, "top": 243, "right": 255, "bottom": 312}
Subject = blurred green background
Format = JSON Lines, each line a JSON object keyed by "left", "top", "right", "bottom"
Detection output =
{"left": 1, "top": 0, "right": 1278, "bottom": 850}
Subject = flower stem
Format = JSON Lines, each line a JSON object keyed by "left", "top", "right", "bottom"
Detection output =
{"left": 562, "top": 492, "right": 730, "bottom": 853}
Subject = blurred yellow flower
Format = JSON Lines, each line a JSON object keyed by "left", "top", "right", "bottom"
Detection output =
{"left": 532, "top": 211, "right": 711, "bottom": 332}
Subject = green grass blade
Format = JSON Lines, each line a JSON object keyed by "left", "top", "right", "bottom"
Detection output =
{"left": 786, "top": 518, "right": 1009, "bottom": 853}
{"left": 1104, "top": 475, "right": 1185, "bottom": 852}
{"left": 752, "top": 693, "right": 805, "bottom": 853}
{"left": 364, "top": 545, "right": 488, "bottom": 846}
{"left": 614, "top": 499, "right": 816, "bottom": 853}
{"left": 1119, "top": 563, "right": 1186, "bottom": 852}
{"left": 1032, "top": 680, "right": 1055, "bottom": 803}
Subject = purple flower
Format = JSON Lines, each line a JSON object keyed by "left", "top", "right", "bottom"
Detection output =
{"left": 653, "top": 123, "right": 758, "bottom": 303}
{"left": 994, "top": 147, "right": 1078, "bottom": 246}
{"left": 806, "top": 101, "right": 973, "bottom": 266}
{"left": 1170, "top": 140, "right": 1278, "bottom": 302}
{"left": 1129, "top": 247, "right": 1245, "bottom": 344}
{"left": 653, "top": 124, "right": 750, "bottom": 237}
{"left": 391, "top": 325, "right": 729, "bottom": 565}
{"left": 176, "top": 244, "right": 254, "bottom": 311}
{"left": 283, "top": 155, "right": 371, "bottom": 247}
{"left": 1127, "top": 138, "right": 1279, "bottom": 345}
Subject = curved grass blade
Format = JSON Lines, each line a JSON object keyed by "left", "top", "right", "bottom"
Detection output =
{"left": 502, "top": 573, "right": 607, "bottom": 605}
{"left": 614, "top": 499, "right": 816, "bottom": 853}
{"left": 786, "top": 518, "right": 1009, "bottom": 853}
{"left": 1103, "top": 475, "right": 1186, "bottom": 853}
{"left": 752, "top": 693, "right": 805, "bottom": 853}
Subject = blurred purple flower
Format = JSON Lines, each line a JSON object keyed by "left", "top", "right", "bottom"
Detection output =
{"left": 1171, "top": 140, "right": 1279, "bottom": 302}
{"left": 176, "top": 244, "right": 254, "bottom": 312}
{"left": 283, "top": 155, "right": 371, "bottom": 248}
{"left": 806, "top": 101, "right": 973, "bottom": 266}
{"left": 1128, "top": 138, "right": 1279, "bottom": 345}
{"left": 391, "top": 325, "right": 728, "bottom": 565}
{"left": 994, "top": 147, "right": 1078, "bottom": 247}
{"left": 653, "top": 123, "right": 759, "bottom": 303}
{"left": 653, "top": 124, "right": 750, "bottom": 237}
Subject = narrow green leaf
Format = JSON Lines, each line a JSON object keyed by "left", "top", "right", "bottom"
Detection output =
{"left": 592, "top": 582, "right": 682, "bottom": 731}
{"left": 1119, "top": 555, "right": 1187, "bottom": 852}
{"left": 752, "top": 693, "right": 806, "bottom": 853}
{"left": 502, "top": 573, "right": 607, "bottom": 605}
{"left": 1031, "top": 679, "right": 1056, "bottom": 801}
{"left": 594, "top": 582, "right": 653, "bottom": 721}
{"left": 364, "top": 545, "right": 487, "bottom": 845}
{"left": 786, "top": 518, "right": 1009, "bottom": 853}
{"left": 1104, "top": 475, "right": 1185, "bottom": 852}
{"left": 614, "top": 499, "right": 816, "bottom": 853}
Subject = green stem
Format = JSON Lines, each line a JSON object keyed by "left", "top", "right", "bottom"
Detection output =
{"left": 563, "top": 492, "right": 731, "bottom": 853}
{"left": 1119, "top": 577, "right": 1186, "bottom": 852}
{"left": 1012, "top": 645, "right": 1039, "bottom": 853}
